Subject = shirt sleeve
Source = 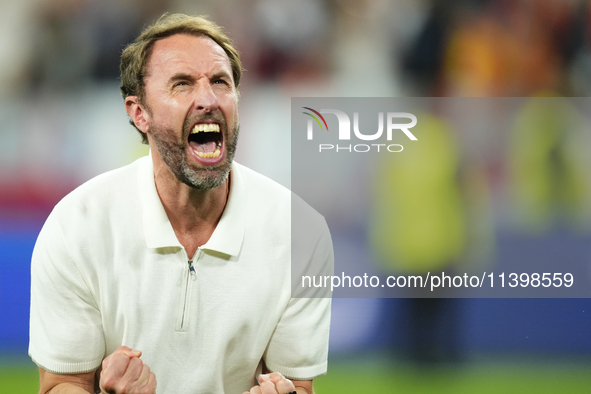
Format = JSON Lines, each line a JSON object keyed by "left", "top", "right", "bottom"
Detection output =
{"left": 263, "top": 213, "right": 333, "bottom": 380}
{"left": 263, "top": 297, "right": 332, "bottom": 380}
{"left": 29, "top": 209, "right": 105, "bottom": 374}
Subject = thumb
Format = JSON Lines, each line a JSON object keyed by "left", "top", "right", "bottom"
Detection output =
{"left": 101, "top": 346, "right": 142, "bottom": 370}
{"left": 116, "top": 345, "right": 142, "bottom": 358}
{"left": 122, "top": 349, "right": 142, "bottom": 358}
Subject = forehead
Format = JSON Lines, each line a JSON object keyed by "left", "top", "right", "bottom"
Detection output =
{"left": 146, "top": 34, "right": 232, "bottom": 79}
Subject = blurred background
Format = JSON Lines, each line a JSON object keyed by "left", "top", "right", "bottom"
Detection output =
{"left": 2, "top": 0, "right": 591, "bottom": 392}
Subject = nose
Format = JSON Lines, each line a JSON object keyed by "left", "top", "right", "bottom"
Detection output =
{"left": 193, "top": 80, "right": 218, "bottom": 113}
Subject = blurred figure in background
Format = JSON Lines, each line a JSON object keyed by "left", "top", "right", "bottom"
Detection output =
{"left": 0, "top": 1, "right": 37, "bottom": 101}
{"left": 29, "top": 0, "right": 172, "bottom": 90}
{"left": 370, "top": 110, "right": 494, "bottom": 365}
{"left": 508, "top": 97, "right": 591, "bottom": 235}
{"left": 403, "top": 0, "right": 587, "bottom": 97}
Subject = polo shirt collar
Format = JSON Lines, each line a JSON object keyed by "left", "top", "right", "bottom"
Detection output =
{"left": 201, "top": 161, "right": 245, "bottom": 257}
{"left": 138, "top": 155, "right": 245, "bottom": 257}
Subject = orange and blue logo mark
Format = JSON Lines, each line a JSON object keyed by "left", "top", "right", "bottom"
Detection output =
{"left": 302, "top": 107, "right": 329, "bottom": 131}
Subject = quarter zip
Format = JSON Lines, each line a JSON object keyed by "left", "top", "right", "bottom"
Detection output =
{"left": 188, "top": 260, "right": 197, "bottom": 280}
{"left": 176, "top": 249, "right": 199, "bottom": 332}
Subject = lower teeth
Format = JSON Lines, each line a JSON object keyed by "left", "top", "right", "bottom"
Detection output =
{"left": 195, "top": 147, "right": 221, "bottom": 159}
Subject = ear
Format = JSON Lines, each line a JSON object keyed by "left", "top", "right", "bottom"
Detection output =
{"left": 125, "top": 96, "right": 150, "bottom": 134}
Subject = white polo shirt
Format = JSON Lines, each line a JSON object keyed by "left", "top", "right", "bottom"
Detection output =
{"left": 29, "top": 156, "right": 333, "bottom": 394}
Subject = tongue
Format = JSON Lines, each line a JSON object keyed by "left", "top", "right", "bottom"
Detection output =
{"left": 189, "top": 140, "right": 217, "bottom": 153}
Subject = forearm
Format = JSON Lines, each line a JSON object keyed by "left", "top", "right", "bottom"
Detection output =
{"left": 294, "top": 380, "right": 314, "bottom": 394}
{"left": 38, "top": 368, "right": 96, "bottom": 394}
{"left": 44, "top": 383, "right": 92, "bottom": 394}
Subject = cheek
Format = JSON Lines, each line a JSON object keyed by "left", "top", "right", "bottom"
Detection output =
{"left": 145, "top": 90, "right": 187, "bottom": 121}
{"left": 221, "top": 98, "right": 239, "bottom": 124}
{"left": 151, "top": 103, "right": 188, "bottom": 130}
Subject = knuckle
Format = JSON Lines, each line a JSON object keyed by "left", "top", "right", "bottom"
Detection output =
{"left": 101, "top": 375, "right": 117, "bottom": 389}
{"left": 260, "top": 380, "right": 274, "bottom": 389}
{"left": 276, "top": 378, "right": 296, "bottom": 393}
{"left": 117, "top": 345, "right": 132, "bottom": 353}
{"left": 114, "top": 381, "right": 130, "bottom": 393}
{"left": 130, "top": 357, "right": 143, "bottom": 368}
{"left": 111, "top": 353, "right": 127, "bottom": 364}
{"left": 102, "top": 358, "right": 109, "bottom": 368}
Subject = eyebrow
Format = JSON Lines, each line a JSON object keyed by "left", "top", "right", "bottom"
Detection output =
{"left": 167, "top": 70, "right": 234, "bottom": 86}
{"left": 210, "top": 70, "right": 233, "bottom": 83}
{"left": 168, "top": 73, "right": 195, "bottom": 84}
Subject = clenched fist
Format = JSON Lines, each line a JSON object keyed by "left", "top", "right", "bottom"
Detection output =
{"left": 243, "top": 372, "right": 297, "bottom": 394}
{"left": 99, "top": 346, "right": 157, "bottom": 394}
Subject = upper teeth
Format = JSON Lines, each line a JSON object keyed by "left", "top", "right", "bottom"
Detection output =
{"left": 191, "top": 123, "right": 220, "bottom": 133}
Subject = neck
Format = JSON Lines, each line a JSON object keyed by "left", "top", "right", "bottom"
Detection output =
{"left": 152, "top": 155, "right": 230, "bottom": 258}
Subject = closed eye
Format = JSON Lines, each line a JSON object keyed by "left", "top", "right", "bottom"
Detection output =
{"left": 210, "top": 71, "right": 233, "bottom": 87}
{"left": 169, "top": 73, "right": 195, "bottom": 88}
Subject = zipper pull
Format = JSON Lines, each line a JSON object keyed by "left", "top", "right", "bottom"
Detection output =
{"left": 188, "top": 260, "right": 197, "bottom": 280}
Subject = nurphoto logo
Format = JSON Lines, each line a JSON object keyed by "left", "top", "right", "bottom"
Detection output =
{"left": 302, "top": 107, "right": 418, "bottom": 153}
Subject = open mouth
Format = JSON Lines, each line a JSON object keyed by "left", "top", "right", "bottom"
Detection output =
{"left": 188, "top": 123, "right": 223, "bottom": 159}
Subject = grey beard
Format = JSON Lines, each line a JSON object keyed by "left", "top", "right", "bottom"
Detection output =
{"left": 152, "top": 122, "right": 239, "bottom": 191}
